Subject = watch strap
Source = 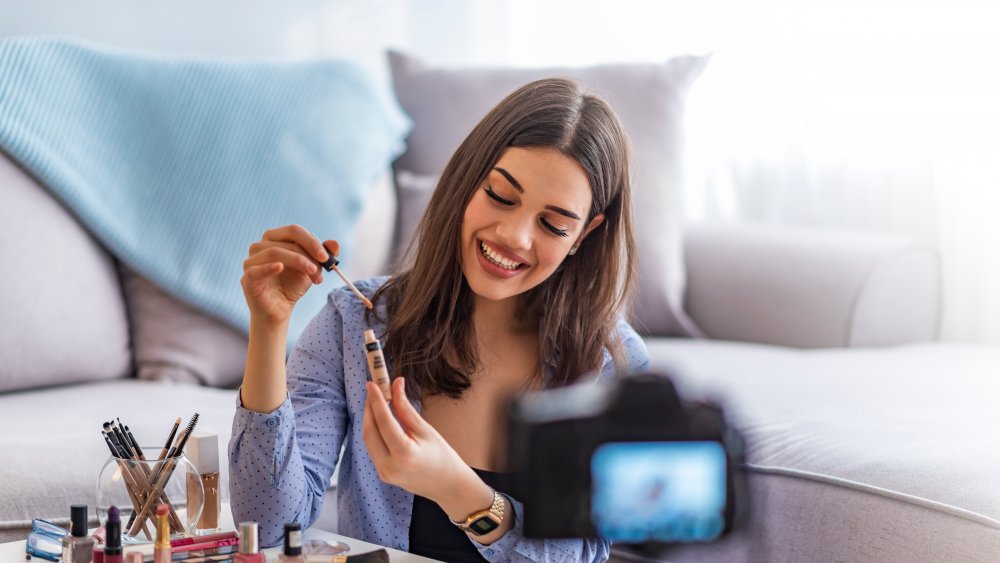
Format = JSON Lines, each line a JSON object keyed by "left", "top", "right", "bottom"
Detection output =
{"left": 452, "top": 488, "right": 505, "bottom": 533}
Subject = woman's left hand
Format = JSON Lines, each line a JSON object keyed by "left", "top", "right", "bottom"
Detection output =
{"left": 362, "top": 377, "right": 486, "bottom": 508}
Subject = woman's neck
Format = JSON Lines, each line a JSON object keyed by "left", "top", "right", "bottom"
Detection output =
{"left": 472, "top": 295, "right": 537, "bottom": 338}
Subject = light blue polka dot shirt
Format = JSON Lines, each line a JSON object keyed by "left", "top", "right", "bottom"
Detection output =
{"left": 229, "top": 277, "right": 650, "bottom": 561}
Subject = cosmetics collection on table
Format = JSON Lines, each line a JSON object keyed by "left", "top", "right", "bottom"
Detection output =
{"left": 25, "top": 259, "right": 391, "bottom": 563}
{"left": 29, "top": 506, "right": 388, "bottom": 563}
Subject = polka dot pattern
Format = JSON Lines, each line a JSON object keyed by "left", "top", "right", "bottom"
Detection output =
{"left": 228, "top": 276, "right": 650, "bottom": 561}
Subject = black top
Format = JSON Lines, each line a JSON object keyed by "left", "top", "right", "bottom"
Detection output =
{"left": 409, "top": 468, "right": 512, "bottom": 562}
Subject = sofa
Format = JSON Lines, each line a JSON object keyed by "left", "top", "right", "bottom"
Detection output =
{"left": 2, "top": 44, "right": 999, "bottom": 562}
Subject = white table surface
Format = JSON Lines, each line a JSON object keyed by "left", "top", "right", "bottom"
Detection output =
{"left": 1, "top": 503, "right": 438, "bottom": 563}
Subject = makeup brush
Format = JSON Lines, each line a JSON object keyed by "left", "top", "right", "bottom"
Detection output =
{"left": 319, "top": 254, "right": 373, "bottom": 310}
{"left": 119, "top": 419, "right": 146, "bottom": 459}
{"left": 172, "top": 413, "right": 199, "bottom": 455}
{"left": 159, "top": 417, "right": 181, "bottom": 461}
{"left": 307, "top": 549, "right": 389, "bottom": 563}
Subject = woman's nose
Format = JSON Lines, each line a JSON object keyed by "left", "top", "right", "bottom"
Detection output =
{"left": 494, "top": 212, "right": 533, "bottom": 251}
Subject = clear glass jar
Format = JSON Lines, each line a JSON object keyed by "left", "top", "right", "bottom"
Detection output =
{"left": 95, "top": 449, "right": 203, "bottom": 543}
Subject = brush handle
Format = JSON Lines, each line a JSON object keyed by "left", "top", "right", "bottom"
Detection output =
{"left": 127, "top": 458, "right": 178, "bottom": 537}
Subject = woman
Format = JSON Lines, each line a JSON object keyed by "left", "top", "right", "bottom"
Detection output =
{"left": 230, "top": 78, "right": 650, "bottom": 562}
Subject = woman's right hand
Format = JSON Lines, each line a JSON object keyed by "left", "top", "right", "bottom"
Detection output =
{"left": 241, "top": 225, "right": 339, "bottom": 326}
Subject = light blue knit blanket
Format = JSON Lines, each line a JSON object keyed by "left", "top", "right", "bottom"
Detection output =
{"left": 0, "top": 36, "right": 410, "bottom": 343}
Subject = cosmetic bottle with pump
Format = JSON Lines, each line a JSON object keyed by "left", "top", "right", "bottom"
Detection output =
{"left": 278, "top": 522, "right": 304, "bottom": 563}
{"left": 185, "top": 432, "right": 221, "bottom": 534}
{"left": 62, "top": 504, "right": 95, "bottom": 563}
{"left": 233, "top": 522, "right": 264, "bottom": 563}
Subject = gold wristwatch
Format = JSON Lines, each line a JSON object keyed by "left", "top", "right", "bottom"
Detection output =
{"left": 452, "top": 488, "right": 505, "bottom": 536}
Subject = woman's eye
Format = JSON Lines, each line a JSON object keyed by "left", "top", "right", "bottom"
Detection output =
{"left": 541, "top": 218, "right": 570, "bottom": 237}
{"left": 484, "top": 185, "right": 514, "bottom": 206}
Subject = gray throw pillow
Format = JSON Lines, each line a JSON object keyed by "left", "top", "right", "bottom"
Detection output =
{"left": 124, "top": 266, "right": 248, "bottom": 387}
{"left": 0, "top": 152, "right": 131, "bottom": 392}
{"left": 388, "top": 50, "right": 708, "bottom": 336}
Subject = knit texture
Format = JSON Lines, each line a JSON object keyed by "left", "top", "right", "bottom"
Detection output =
{"left": 0, "top": 36, "right": 410, "bottom": 343}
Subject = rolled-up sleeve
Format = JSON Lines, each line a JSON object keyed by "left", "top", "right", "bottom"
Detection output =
{"left": 228, "top": 297, "right": 349, "bottom": 547}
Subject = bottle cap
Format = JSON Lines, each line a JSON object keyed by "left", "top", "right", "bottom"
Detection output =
{"left": 283, "top": 522, "right": 302, "bottom": 556}
{"left": 185, "top": 432, "right": 219, "bottom": 474}
{"left": 71, "top": 504, "right": 88, "bottom": 537}
{"left": 238, "top": 522, "right": 259, "bottom": 554}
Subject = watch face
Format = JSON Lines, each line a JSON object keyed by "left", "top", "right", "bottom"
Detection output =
{"left": 468, "top": 515, "right": 501, "bottom": 536}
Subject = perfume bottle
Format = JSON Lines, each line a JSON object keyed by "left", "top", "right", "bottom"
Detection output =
{"left": 232, "top": 522, "right": 264, "bottom": 563}
{"left": 62, "top": 505, "right": 95, "bottom": 563}
{"left": 185, "top": 432, "right": 221, "bottom": 534}
{"left": 278, "top": 523, "right": 304, "bottom": 563}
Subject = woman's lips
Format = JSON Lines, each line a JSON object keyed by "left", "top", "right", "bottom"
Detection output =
{"left": 476, "top": 239, "right": 526, "bottom": 279}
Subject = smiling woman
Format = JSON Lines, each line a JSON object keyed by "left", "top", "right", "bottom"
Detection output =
{"left": 230, "top": 77, "right": 650, "bottom": 562}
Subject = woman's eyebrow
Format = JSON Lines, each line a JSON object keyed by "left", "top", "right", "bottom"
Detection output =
{"left": 493, "top": 167, "right": 523, "bottom": 192}
{"left": 493, "top": 166, "right": 582, "bottom": 220}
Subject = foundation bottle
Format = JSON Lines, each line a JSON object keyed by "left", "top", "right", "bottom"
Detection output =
{"left": 185, "top": 432, "right": 221, "bottom": 534}
{"left": 62, "top": 504, "right": 95, "bottom": 563}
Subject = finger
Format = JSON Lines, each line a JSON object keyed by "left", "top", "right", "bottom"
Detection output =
{"left": 362, "top": 391, "right": 390, "bottom": 464}
{"left": 245, "top": 246, "right": 319, "bottom": 277}
{"left": 390, "top": 378, "right": 428, "bottom": 439}
{"left": 262, "top": 224, "right": 330, "bottom": 264}
{"left": 322, "top": 240, "right": 340, "bottom": 260}
{"left": 367, "top": 382, "right": 413, "bottom": 453}
{"left": 243, "top": 262, "right": 283, "bottom": 284}
{"left": 250, "top": 240, "right": 325, "bottom": 283}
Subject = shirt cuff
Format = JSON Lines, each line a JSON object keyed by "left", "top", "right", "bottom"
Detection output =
{"left": 471, "top": 494, "right": 525, "bottom": 561}
{"left": 233, "top": 388, "right": 294, "bottom": 433}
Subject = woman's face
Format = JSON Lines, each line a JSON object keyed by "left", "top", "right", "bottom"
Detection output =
{"left": 460, "top": 146, "right": 604, "bottom": 304}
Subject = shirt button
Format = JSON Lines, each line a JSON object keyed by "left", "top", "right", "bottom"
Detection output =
{"left": 485, "top": 548, "right": 495, "bottom": 556}
{"left": 265, "top": 417, "right": 278, "bottom": 429}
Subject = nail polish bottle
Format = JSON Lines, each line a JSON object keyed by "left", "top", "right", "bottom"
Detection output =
{"left": 278, "top": 523, "right": 304, "bottom": 563}
{"left": 233, "top": 522, "right": 264, "bottom": 563}
{"left": 62, "top": 505, "right": 95, "bottom": 563}
{"left": 185, "top": 432, "right": 221, "bottom": 534}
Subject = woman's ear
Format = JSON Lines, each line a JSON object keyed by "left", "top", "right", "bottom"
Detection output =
{"left": 579, "top": 213, "right": 605, "bottom": 243}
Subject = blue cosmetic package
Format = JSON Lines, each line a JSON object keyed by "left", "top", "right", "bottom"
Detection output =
{"left": 26, "top": 519, "right": 68, "bottom": 562}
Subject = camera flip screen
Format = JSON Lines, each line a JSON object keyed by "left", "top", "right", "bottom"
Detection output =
{"left": 591, "top": 441, "right": 727, "bottom": 543}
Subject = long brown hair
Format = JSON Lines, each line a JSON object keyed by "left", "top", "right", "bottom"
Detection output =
{"left": 372, "top": 78, "right": 636, "bottom": 399}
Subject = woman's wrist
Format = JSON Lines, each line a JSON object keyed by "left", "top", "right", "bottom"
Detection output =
{"left": 435, "top": 466, "right": 495, "bottom": 523}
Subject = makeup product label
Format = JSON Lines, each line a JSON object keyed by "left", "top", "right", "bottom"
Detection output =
{"left": 363, "top": 330, "right": 392, "bottom": 399}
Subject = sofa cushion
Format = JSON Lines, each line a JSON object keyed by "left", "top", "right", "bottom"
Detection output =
{"left": 643, "top": 339, "right": 1000, "bottom": 561}
{"left": 387, "top": 50, "right": 707, "bottom": 337}
{"left": 0, "top": 380, "right": 236, "bottom": 542}
{"left": 0, "top": 152, "right": 130, "bottom": 392}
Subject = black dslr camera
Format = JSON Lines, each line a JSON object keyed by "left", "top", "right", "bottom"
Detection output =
{"left": 505, "top": 371, "right": 747, "bottom": 551}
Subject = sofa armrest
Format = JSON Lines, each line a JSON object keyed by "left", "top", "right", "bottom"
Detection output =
{"left": 682, "top": 222, "right": 941, "bottom": 348}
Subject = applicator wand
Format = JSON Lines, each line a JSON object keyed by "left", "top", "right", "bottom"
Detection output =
{"left": 319, "top": 252, "right": 372, "bottom": 310}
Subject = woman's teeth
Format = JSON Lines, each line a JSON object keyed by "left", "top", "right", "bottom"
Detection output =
{"left": 480, "top": 241, "right": 522, "bottom": 270}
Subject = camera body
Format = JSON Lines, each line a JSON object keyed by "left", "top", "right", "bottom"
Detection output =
{"left": 506, "top": 371, "right": 747, "bottom": 548}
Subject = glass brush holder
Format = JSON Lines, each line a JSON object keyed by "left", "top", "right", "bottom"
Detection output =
{"left": 96, "top": 448, "right": 203, "bottom": 543}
